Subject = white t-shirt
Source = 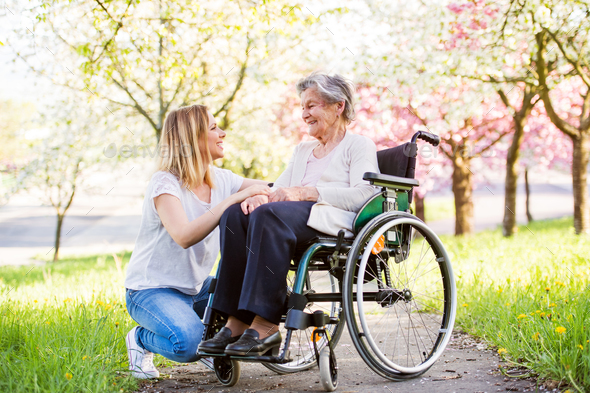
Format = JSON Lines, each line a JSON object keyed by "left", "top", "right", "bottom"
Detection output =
{"left": 125, "top": 167, "right": 244, "bottom": 295}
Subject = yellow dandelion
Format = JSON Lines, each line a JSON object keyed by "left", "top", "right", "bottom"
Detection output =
{"left": 462, "top": 303, "right": 468, "bottom": 307}
{"left": 549, "top": 303, "right": 556, "bottom": 308}
{"left": 535, "top": 310, "right": 541, "bottom": 313}
{"left": 517, "top": 314, "right": 527, "bottom": 319}
{"left": 115, "top": 322, "right": 119, "bottom": 327}
{"left": 105, "top": 304, "right": 112, "bottom": 310}
{"left": 505, "top": 302, "right": 511, "bottom": 306}
{"left": 65, "top": 372, "right": 73, "bottom": 380}
{"left": 540, "top": 312, "right": 546, "bottom": 317}
{"left": 578, "top": 344, "right": 584, "bottom": 350}
{"left": 545, "top": 287, "right": 550, "bottom": 292}
{"left": 64, "top": 298, "right": 72, "bottom": 303}
{"left": 498, "top": 348, "right": 507, "bottom": 355}
{"left": 34, "top": 300, "right": 38, "bottom": 303}
{"left": 555, "top": 326, "right": 566, "bottom": 334}
{"left": 532, "top": 332, "right": 540, "bottom": 341}
{"left": 96, "top": 300, "right": 104, "bottom": 306}
{"left": 497, "top": 287, "right": 503, "bottom": 293}
{"left": 45, "top": 321, "right": 50, "bottom": 325}
{"left": 82, "top": 355, "right": 89, "bottom": 360}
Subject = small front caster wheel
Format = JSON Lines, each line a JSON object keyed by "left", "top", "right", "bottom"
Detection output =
{"left": 319, "top": 347, "right": 338, "bottom": 391}
{"left": 214, "top": 357, "right": 241, "bottom": 387}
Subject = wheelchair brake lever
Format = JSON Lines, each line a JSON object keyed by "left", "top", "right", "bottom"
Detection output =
{"left": 329, "top": 230, "right": 346, "bottom": 268}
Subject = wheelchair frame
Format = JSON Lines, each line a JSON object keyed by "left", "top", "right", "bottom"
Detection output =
{"left": 197, "top": 131, "right": 457, "bottom": 391}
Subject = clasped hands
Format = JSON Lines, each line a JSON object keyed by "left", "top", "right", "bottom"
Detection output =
{"left": 240, "top": 187, "right": 319, "bottom": 215}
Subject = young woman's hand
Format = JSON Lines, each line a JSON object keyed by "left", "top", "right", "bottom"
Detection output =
{"left": 240, "top": 195, "right": 270, "bottom": 215}
{"left": 234, "top": 184, "right": 271, "bottom": 203}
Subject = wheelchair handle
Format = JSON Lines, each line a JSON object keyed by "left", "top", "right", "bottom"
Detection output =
{"left": 411, "top": 131, "right": 440, "bottom": 147}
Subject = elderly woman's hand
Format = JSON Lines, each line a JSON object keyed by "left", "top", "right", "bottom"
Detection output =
{"left": 269, "top": 187, "right": 319, "bottom": 203}
{"left": 241, "top": 194, "right": 269, "bottom": 215}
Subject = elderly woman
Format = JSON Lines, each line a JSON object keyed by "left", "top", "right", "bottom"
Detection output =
{"left": 198, "top": 73, "right": 378, "bottom": 356}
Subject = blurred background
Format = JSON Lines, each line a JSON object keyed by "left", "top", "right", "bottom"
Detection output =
{"left": 0, "top": 0, "right": 586, "bottom": 264}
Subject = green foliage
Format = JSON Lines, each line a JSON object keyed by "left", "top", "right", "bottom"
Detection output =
{"left": 448, "top": 217, "right": 590, "bottom": 390}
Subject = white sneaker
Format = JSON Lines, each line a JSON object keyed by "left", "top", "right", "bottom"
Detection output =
{"left": 126, "top": 326, "right": 160, "bottom": 379}
{"left": 199, "top": 356, "right": 214, "bottom": 371}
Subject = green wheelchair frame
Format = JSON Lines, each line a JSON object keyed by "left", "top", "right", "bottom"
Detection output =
{"left": 197, "top": 131, "right": 457, "bottom": 391}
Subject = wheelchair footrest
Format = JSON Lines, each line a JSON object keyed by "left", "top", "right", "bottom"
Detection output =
{"left": 197, "top": 351, "right": 293, "bottom": 364}
{"left": 229, "top": 354, "right": 293, "bottom": 364}
{"left": 284, "top": 309, "right": 333, "bottom": 330}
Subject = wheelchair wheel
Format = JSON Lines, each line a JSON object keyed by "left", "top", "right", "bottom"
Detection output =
{"left": 343, "top": 214, "right": 456, "bottom": 379}
{"left": 214, "top": 357, "right": 241, "bottom": 387}
{"left": 264, "top": 269, "right": 344, "bottom": 374}
{"left": 319, "top": 347, "right": 338, "bottom": 392}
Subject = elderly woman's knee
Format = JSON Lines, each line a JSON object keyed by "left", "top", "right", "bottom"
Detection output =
{"left": 249, "top": 203, "right": 277, "bottom": 222}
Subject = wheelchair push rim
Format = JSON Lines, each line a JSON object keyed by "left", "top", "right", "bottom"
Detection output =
{"left": 344, "top": 215, "right": 457, "bottom": 377}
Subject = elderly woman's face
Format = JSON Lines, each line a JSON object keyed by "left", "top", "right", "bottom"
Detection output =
{"left": 301, "top": 87, "right": 343, "bottom": 140}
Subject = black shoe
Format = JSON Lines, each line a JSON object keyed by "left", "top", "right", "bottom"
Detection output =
{"left": 198, "top": 327, "right": 242, "bottom": 354}
{"left": 224, "top": 328, "right": 282, "bottom": 356}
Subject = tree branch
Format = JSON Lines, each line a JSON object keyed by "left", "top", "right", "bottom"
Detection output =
{"left": 545, "top": 27, "right": 590, "bottom": 88}
{"left": 109, "top": 75, "right": 159, "bottom": 132}
{"left": 213, "top": 37, "right": 253, "bottom": 120}
{"left": 536, "top": 31, "right": 580, "bottom": 138}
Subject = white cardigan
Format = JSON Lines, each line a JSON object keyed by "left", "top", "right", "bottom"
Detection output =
{"left": 274, "top": 131, "right": 379, "bottom": 237}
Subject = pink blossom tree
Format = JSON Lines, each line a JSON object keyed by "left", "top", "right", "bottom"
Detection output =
{"left": 447, "top": 0, "right": 590, "bottom": 234}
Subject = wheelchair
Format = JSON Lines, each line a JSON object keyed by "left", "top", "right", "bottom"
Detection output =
{"left": 196, "top": 131, "right": 457, "bottom": 391}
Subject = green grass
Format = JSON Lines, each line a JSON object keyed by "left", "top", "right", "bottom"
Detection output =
{"left": 1, "top": 217, "right": 588, "bottom": 392}
{"left": 411, "top": 197, "right": 455, "bottom": 222}
{"left": 0, "top": 253, "right": 143, "bottom": 393}
{"left": 445, "top": 217, "right": 590, "bottom": 391}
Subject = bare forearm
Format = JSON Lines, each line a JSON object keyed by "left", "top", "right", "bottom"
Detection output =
{"left": 174, "top": 195, "right": 241, "bottom": 248}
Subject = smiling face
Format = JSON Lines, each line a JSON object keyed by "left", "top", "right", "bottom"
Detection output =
{"left": 300, "top": 87, "right": 344, "bottom": 142}
{"left": 206, "top": 111, "right": 226, "bottom": 160}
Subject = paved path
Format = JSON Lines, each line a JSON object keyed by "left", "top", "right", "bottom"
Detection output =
{"left": 0, "top": 167, "right": 578, "bottom": 265}
{"left": 135, "top": 329, "right": 545, "bottom": 393}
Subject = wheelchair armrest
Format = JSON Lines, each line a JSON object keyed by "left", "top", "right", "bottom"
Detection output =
{"left": 363, "top": 172, "right": 419, "bottom": 190}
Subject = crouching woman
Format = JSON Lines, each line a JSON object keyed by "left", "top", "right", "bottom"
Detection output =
{"left": 124, "top": 105, "right": 270, "bottom": 378}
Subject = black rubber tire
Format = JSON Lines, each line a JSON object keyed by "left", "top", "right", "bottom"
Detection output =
{"left": 214, "top": 357, "right": 241, "bottom": 387}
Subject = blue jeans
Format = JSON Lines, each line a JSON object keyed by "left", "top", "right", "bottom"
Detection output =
{"left": 125, "top": 276, "right": 212, "bottom": 363}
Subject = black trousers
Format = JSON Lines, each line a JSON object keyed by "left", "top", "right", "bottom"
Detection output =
{"left": 211, "top": 201, "right": 321, "bottom": 325}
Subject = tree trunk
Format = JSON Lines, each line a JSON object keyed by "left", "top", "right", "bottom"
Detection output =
{"left": 452, "top": 156, "right": 474, "bottom": 235}
{"left": 414, "top": 193, "right": 425, "bottom": 222}
{"left": 502, "top": 117, "right": 526, "bottom": 236}
{"left": 571, "top": 135, "right": 590, "bottom": 234}
{"left": 525, "top": 168, "right": 533, "bottom": 223}
{"left": 53, "top": 214, "right": 64, "bottom": 262}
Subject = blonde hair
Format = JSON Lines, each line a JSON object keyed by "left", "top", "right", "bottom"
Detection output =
{"left": 157, "top": 104, "right": 214, "bottom": 190}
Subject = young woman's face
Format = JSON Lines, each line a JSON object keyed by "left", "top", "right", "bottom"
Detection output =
{"left": 207, "top": 111, "right": 226, "bottom": 160}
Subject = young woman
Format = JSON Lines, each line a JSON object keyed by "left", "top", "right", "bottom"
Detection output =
{"left": 124, "top": 104, "right": 270, "bottom": 379}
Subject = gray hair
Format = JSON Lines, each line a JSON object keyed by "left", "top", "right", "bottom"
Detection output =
{"left": 296, "top": 72, "right": 356, "bottom": 124}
